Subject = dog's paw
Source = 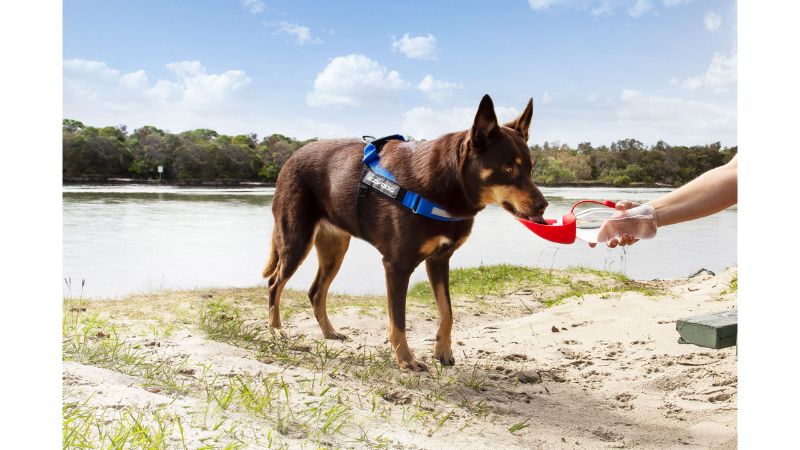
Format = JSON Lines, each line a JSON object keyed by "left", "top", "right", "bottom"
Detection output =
{"left": 434, "top": 349, "right": 455, "bottom": 366}
{"left": 397, "top": 357, "right": 428, "bottom": 372}
{"left": 434, "top": 341, "right": 455, "bottom": 366}
{"left": 323, "top": 330, "right": 348, "bottom": 341}
{"left": 268, "top": 327, "right": 288, "bottom": 339}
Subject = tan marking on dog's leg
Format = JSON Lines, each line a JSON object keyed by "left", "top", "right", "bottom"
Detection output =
{"left": 426, "top": 257, "right": 455, "bottom": 366}
{"left": 384, "top": 261, "right": 426, "bottom": 371}
{"left": 419, "top": 236, "right": 452, "bottom": 257}
{"left": 310, "top": 220, "right": 350, "bottom": 340}
{"left": 433, "top": 284, "right": 454, "bottom": 365}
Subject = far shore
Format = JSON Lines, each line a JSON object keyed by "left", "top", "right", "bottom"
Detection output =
{"left": 63, "top": 177, "right": 675, "bottom": 189}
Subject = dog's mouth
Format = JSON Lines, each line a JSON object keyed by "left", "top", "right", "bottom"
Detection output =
{"left": 502, "top": 202, "right": 546, "bottom": 224}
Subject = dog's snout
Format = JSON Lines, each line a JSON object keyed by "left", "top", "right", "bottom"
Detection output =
{"left": 534, "top": 199, "right": 548, "bottom": 214}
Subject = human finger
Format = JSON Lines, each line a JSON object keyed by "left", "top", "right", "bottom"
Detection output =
{"left": 615, "top": 200, "right": 638, "bottom": 211}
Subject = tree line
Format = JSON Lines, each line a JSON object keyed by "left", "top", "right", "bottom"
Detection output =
{"left": 63, "top": 119, "right": 736, "bottom": 186}
{"left": 62, "top": 119, "right": 312, "bottom": 183}
{"left": 530, "top": 139, "right": 737, "bottom": 186}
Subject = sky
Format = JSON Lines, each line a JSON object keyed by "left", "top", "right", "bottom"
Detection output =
{"left": 63, "top": 0, "right": 738, "bottom": 146}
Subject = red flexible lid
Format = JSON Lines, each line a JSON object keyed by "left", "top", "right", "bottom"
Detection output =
{"left": 516, "top": 199, "right": 616, "bottom": 244}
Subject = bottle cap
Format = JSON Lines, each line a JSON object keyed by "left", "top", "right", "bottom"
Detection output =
{"left": 517, "top": 199, "right": 616, "bottom": 244}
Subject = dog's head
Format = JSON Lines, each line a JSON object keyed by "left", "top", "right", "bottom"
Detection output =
{"left": 464, "top": 94, "right": 548, "bottom": 223}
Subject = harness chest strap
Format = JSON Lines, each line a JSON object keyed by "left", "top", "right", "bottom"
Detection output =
{"left": 357, "top": 135, "right": 463, "bottom": 222}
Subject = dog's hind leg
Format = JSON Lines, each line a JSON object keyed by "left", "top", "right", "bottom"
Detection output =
{"left": 266, "top": 210, "right": 317, "bottom": 332}
{"left": 426, "top": 256, "right": 455, "bottom": 366}
{"left": 308, "top": 220, "right": 351, "bottom": 340}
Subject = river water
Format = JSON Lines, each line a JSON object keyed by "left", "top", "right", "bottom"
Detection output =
{"left": 63, "top": 185, "right": 736, "bottom": 298}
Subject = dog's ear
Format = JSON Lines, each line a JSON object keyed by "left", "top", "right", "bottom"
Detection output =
{"left": 503, "top": 98, "right": 534, "bottom": 142}
{"left": 470, "top": 94, "right": 498, "bottom": 149}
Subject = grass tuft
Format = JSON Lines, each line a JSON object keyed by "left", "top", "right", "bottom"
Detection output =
{"left": 722, "top": 274, "right": 737, "bottom": 295}
{"left": 408, "top": 264, "right": 658, "bottom": 307}
{"left": 408, "top": 264, "right": 565, "bottom": 299}
{"left": 508, "top": 417, "right": 532, "bottom": 434}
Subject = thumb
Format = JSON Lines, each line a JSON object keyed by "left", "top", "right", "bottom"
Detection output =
{"left": 616, "top": 200, "right": 635, "bottom": 211}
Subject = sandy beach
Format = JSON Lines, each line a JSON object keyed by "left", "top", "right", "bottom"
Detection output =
{"left": 63, "top": 266, "right": 737, "bottom": 449}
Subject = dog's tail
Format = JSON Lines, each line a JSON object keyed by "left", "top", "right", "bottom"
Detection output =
{"left": 262, "top": 237, "right": 279, "bottom": 279}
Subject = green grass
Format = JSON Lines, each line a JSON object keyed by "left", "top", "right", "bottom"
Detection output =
{"left": 408, "top": 264, "right": 566, "bottom": 299}
{"left": 566, "top": 266, "right": 632, "bottom": 283}
{"left": 407, "top": 264, "right": 657, "bottom": 307}
{"left": 508, "top": 417, "right": 532, "bottom": 434}
{"left": 540, "top": 279, "right": 658, "bottom": 308}
{"left": 722, "top": 274, "right": 738, "bottom": 295}
{"left": 63, "top": 312, "right": 192, "bottom": 394}
{"left": 63, "top": 400, "right": 188, "bottom": 450}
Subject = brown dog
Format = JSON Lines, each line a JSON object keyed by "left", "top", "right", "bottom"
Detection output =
{"left": 263, "top": 94, "right": 548, "bottom": 371}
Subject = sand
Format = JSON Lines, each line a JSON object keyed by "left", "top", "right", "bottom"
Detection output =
{"left": 63, "top": 267, "right": 737, "bottom": 449}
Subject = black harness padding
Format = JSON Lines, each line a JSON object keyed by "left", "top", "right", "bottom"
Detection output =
{"left": 356, "top": 136, "right": 399, "bottom": 239}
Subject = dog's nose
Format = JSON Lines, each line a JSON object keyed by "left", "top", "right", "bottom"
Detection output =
{"left": 534, "top": 200, "right": 549, "bottom": 214}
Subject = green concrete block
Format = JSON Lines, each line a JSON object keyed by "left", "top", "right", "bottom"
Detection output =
{"left": 676, "top": 310, "right": 737, "bottom": 349}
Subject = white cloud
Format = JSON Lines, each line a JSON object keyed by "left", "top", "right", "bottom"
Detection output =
{"left": 166, "top": 60, "right": 205, "bottom": 78}
{"left": 528, "top": 0, "right": 697, "bottom": 17}
{"left": 704, "top": 11, "right": 722, "bottom": 32}
{"left": 532, "top": 87, "right": 735, "bottom": 146}
{"left": 542, "top": 91, "right": 553, "bottom": 104}
{"left": 591, "top": 1, "right": 614, "bottom": 16}
{"left": 63, "top": 59, "right": 119, "bottom": 79}
{"left": 391, "top": 33, "right": 437, "bottom": 60}
{"left": 619, "top": 88, "right": 639, "bottom": 101}
{"left": 241, "top": 0, "right": 264, "bottom": 15}
{"left": 63, "top": 59, "right": 123, "bottom": 102}
{"left": 64, "top": 58, "right": 252, "bottom": 130}
{"left": 680, "top": 77, "right": 703, "bottom": 90}
{"left": 528, "top": 0, "right": 562, "bottom": 10}
{"left": 628, "top": 0, "right": 654, "bottom": 17}
{"left": 161, "top": 61, "right": 251, "bottom": 106}
{"left": 306, "top": 54, "right": 410, "bottom": 107}
{"left": 416, "top": 75, "right": 462, "bottom": 102}
{"left": 677, "top": 51, "right": 737, "bottom": 92}
{"left": 614, "top": 89, "right": 735, "bottom": 143}
{"left": 119, "top": 70, "right": 148, "bottom": 90}
{"left": 586, "top": 92, "right": 600, "bottom": 102}
{"left": 401, "top": 105, "right": 520, "bottom": 141}
{"left": 272, "top": 21, "right": 321, "bottom": 45}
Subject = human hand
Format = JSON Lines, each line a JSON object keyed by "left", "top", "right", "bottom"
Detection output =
{"left": 588, "top": 200, "right": 643, "bottom": 248}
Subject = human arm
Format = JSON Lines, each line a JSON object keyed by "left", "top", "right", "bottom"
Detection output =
{"left": 595, "top": 154, "right": 738, "bottom": 248}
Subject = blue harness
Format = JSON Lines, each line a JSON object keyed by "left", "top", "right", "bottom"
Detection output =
{"left": 358, "top": 135, "right": 463, "bottom": 222}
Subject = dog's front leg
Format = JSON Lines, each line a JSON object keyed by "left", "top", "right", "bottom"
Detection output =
{"left": 383, "top": 259, "right": 427, "bottom": 372}
{"left": 425, "top": 256, "right": 455, "bottom": 366}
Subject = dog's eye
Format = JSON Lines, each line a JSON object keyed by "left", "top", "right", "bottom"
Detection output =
{"left": 503, "top": 166, "right": 513, "bottom": 174}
